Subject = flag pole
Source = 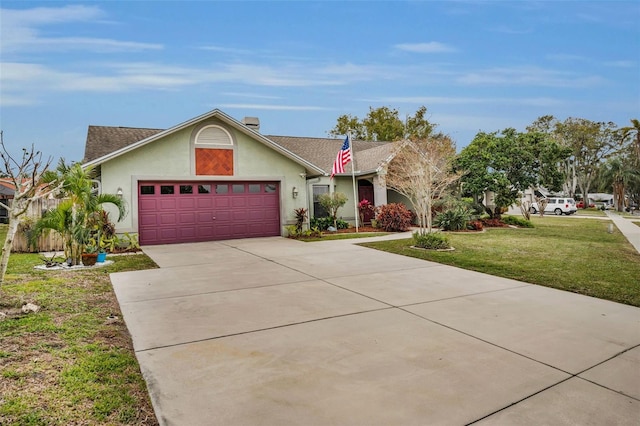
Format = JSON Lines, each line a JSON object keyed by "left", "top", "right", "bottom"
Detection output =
{"left": 349, "top": 133, "right": 359, "bottom": 233}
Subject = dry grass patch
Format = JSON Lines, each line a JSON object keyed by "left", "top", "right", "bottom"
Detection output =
{"left": 0, "top": 245, "right": 159, "bottom": 425}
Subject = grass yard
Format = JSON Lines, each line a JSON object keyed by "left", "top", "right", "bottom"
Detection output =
{"left": 0, "top": 225, "right": 159, "bottom": 425}
{"left": 361, "top": 217, "right": 640, "bottom": 307}
{"left": 573, "top": 208, "right": 606, "bottom": 217}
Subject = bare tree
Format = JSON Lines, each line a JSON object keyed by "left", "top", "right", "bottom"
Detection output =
{"left": 0, "top": 132, "right": 59, "bottom": 285}
{"left": 385, "top": 135, "right": 461, "bottom": 235}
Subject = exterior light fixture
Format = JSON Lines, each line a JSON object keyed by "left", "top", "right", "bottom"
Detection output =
{"left": 116, "top": 187, "right": 123, "bottom": 198}
{"left": 292, "top": 187, "right": 298, "bottom": 198}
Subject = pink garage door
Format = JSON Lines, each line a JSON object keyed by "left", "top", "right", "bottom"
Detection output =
{"left": 138, "top": 182, "right": 280, "bottom": 245}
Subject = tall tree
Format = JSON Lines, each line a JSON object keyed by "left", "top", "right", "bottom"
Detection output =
{"left": 621, "top": 118, "right": 640, "bottom": 166}
{"left": 0, "top": 132, "right": 60, "bottom": 285}
{"left": 456, "top": 129, "right": 570, "bottom": 218}
{"left": 385, "top": 134, "right": 460, "bottom": 234}
{"left": 329, "top": 106, "right": 435, "bottom": 141}
{"left": 553, "top": 118, "right": 622, "bottom": 207}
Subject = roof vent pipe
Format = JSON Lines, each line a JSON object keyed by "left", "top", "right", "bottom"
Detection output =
{"left": 242, "top": 117, "right": 260, "bottom": 132}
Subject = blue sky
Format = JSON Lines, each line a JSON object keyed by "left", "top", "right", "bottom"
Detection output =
{"left": 1, "top": 1, "right": 638, "bottom": 163}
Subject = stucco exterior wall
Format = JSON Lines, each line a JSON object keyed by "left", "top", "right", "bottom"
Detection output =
{"left": 99, "top": 119, "right": 308, "bottom": 234}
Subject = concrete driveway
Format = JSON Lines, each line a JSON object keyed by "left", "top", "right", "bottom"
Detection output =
{"left": 110, "top": 235, "right": 640, "bottom": 425}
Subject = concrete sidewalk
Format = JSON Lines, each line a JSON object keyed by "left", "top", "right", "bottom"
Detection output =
{"left": 111, "top": 236, "right": 640, "bottom": 425}
{"left": 606, "top": 210, "right": 640, "bottom": 253}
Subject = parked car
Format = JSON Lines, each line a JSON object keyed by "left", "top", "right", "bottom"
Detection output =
{"left": 530, "top": 198, "right": 578, "bottom": 215}
{"left": 576, "top": 200, "right": 595, "bottom": 209}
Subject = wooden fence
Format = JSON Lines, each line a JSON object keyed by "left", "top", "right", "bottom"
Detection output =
{"left": 12, "top": 198, "right": 66, "bottom": 253}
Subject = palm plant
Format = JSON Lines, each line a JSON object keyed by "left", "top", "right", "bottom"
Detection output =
{"left": 598, "top": 156, "right": 640, "bottom": 212}
{"left": 33, "top": 162, "right": 126, "bottom": 265}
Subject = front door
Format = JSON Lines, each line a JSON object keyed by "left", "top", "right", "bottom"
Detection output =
{"left": 357, "top": 182, "right": 375, "bottom": 224}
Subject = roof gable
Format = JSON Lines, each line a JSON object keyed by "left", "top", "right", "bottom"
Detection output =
{"left": 83, "top": 109, "right": 325, "bottom": 175}
{"left": 82, "top": 109, "right": 396, "bottom": 176}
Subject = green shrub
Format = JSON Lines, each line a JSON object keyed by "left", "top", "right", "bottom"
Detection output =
{"left": 376, "top": 203, "right": 413, "bottom": 232}
{"left": 502, "top": 215, "right": 534, "bottom": 228}
{"left": 413, "top": 231, "right": 450, "bottom": 250}
{"left": 435, "top": 206, "right": 472, "bottom": 231}
{"left": 310, "top": 217, "right": 349, "bottom": 231}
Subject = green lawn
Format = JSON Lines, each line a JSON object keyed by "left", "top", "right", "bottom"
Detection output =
{"left": 361, "top": 217, "right": 640, "bottom": 307}
{"left": 0, "top": 225, "right": 159, "bottom": 425}
{"left": 573, "top": 208, "right": 606, "bottom": 217}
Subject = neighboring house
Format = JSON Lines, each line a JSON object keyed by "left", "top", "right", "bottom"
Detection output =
{"left": 83, "top": 109, "right": 407, "bottom": 245}
{"left": 0, "top": 179, "right": 15, "bottom": 224}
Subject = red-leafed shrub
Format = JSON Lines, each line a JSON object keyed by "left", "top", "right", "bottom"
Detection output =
{"left": 376, "top": 203, "right": 413, "bottom": 232}
{"left": 481, "top": 218, "right": 507, "bottom": 227}
{"left": 467, "top": 220, "right": 484, "bottom": 231}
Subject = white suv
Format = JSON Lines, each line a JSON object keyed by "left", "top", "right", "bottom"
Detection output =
{"left": 530, "top": 198, "right": 577, "bottom": 215}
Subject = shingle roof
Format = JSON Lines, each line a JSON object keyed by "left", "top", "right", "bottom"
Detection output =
{"left": 83, "top": 126, "right": 395, "bottom": 175}
{"left": 84, "top": 126, "right": 163, "bottom": 163}
{"left": 265, "top": 135, "right": 393, "bottom": 174}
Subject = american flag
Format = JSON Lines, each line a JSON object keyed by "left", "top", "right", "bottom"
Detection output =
{"left": 330, "top": 135, "right": 352, "bottom": 178}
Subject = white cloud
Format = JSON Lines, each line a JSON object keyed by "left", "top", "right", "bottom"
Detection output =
{"left": 218, "top": 103, "right": 330, "bottom": 111}
{"left": 604, "top": 60, "right": 636, "bottom": 68}
{"left": 394, "top": 42, "right": 457, "bottom": 53}
{"left": 0, "top": 5, "right": 162, "bottom": 53}
{"left": 198, "top": 45, "right": 254, "bottom": 55}
{"left": 368, "top": 96, "right": 564, "bottom": 108}
{"left": 457, "top": 66, "right": 605, "bottom": 88}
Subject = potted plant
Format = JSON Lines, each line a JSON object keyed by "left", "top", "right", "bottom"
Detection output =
{"left": 81, "top": 242, "right": 99, "bottom": 266}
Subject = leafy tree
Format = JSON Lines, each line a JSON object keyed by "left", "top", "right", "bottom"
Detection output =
{"left": 329, "top": 106, "right": 435, "bottom": 141}
{"left": 529, "top": 116, "right": 624, "bottom": 205}
{"left": 554, "top": 118, "right": 622, "bottom": 207}
{"left": 385, "top": 134, "right": 460, "bottom": 234}
{"left": 34, "top": 161, "right": 126, "bottom": 265}
{"left": 0, "top": 132, "right": 60, "bottom": 285}
{"left": 598, "top": 156, "right": 639, "bottom": 212}
{"left": 317, "top": 192, "right": 348, "bottom": 231}
{"left": 456, "top": 129, "right": 570, "bottom": 218}
{"left": 621, "top": 118, "right": 640, "bottom": 167}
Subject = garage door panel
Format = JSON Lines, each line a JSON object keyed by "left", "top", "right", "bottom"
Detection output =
{"left": 197, "top": 198, "right": 214, "bottom": 209}
{"left": 139, "top": 199, "right": 158, "bottom": 210}
{"left": 215, "top": 198, "right": 230, "bottom": 208}
{"left": 159, "top": 199, "right": 177, "bottom": 209}
{"left": 139, "top": 181, "right": 280, "bottom": 245}
{"left": 179, "top": 227, "right": 196, "bottom": 239}
{"left": 160, "top": 213, "right": 178, "bottom": 225}
{"left": 178, "top": 198, "right": 196, "bottom": 209}
{"left": 179, "top": 212, "right": 196, "bottom": 224}
{"left": 231, "top": 198, "right": 247, "bottom": 208}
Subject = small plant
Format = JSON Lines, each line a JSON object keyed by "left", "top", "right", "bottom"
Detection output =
{"left": 293, "top": 207, "right": 308, "bottom": 233}
{"left": 467, "top": 220, "right": 484, "bottom": 231}
{"left": 310, "top": 217, "right": 349, "bottom": 231}
{"left": 376, "top": 203, "right": 413, "bottom": 232}
{"left": 317, "top": 192, "right": 348, "bottom": 230}
{"left": 413, "top": 231, "right": 450, "bottom": 250}
{"left": 502, "top": 215, "right": 534, "bottom": 228}
{"left": 435, "top": 206, "right": 472, "bottom": 231}
{"left": 358, "top": 199, "right": 376, "bottom": 224}
{"left": 285, "top": 225, "right": 299, "bottom": 238}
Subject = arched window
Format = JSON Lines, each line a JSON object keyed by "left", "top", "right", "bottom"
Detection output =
{"left": 194, "top": 125, "right": 233, "bottom": 146}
